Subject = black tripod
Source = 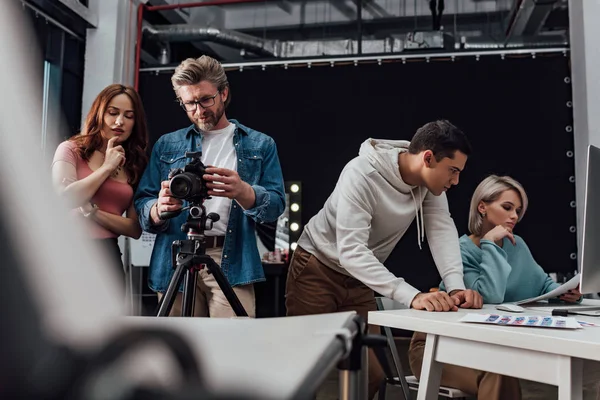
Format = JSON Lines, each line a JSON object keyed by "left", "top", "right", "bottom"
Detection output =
{"left": 156, "top": 203, "right": 248, "bottom": 317}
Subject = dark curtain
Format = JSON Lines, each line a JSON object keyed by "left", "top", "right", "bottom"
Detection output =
{"left": 139, "top": 54, "right": 576, "bottom": 291}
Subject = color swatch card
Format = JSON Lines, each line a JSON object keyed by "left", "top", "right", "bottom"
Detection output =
{"left": 459, "top": 314, "right": 582, "bottom": 329}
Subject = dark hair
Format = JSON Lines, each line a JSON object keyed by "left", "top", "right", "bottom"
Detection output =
{"left": 408, "top": 120, "right": 472, "bottom": 161}
{"left": 69, "top": 84, "right": 149, "bottom": 185}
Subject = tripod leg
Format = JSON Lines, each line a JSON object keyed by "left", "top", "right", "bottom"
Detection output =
{"left": 157, "top": 255, "right": 193, "bottom": 317}
{"left": 181, "top": 268, "right": 198, "bottom": 317}
{"left": 200, "top": 256, "right": 248, "bottom": 317}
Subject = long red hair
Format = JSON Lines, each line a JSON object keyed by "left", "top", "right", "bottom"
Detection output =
{"left": 69, "top": 84, "right": 149, "bottom": 185}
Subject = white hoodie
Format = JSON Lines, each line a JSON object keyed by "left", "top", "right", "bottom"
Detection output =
{"left": 298, "top": 138, "right": 466, "bottom": 306}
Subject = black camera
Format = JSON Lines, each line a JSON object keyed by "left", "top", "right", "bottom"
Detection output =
{"left": 168, "top": 151, "right": 210, "bottom": 203}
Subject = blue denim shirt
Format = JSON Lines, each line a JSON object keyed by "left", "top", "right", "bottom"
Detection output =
{"left": 134, "top": 120, "right": 286, "bottom": 292}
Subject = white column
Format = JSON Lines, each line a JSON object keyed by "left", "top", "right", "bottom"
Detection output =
{"left": 81, "top": 0, "right": 145, "bottom": 313}
{"left": 81, "top": 0, "right": 141, "bottom": 117}
{"left": 569, "top": 0, "right": 600, "bottom": 252}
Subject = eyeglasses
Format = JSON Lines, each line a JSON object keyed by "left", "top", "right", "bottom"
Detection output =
{"left": 179, "top": 91, "right": 220, "bottom": 112}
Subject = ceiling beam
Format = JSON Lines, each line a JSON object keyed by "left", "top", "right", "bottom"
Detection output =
{"left": 506, "top": 0, "right": 558, "bottom": 41}
{"left": 56, "top": 0, "right": 98, "bottom": 27}
{"left": 276, "top": 0, "right": 294, "bottom": 14}
{"left": 141, "top": 48, "right": 160, "bottom": 65}
{"left": 357, "top": 0, "right": 392, "bottom": 18}
{"left": 237, "top": 10, "right": 506, "bottom": 40}
{"left": 330, "top": 0, "right": 356, "bottom": 20}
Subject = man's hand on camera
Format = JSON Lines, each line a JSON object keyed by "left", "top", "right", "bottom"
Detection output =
{"left": 204, "top": 167, "right": 256, "bottom": 210}
{"left": 151, "top": 180, "right": 183, "bottom": 225}
{"left": 410, "top": 291, "right": 459, "bottom": 312}
{"left": 449, "top": 289, "right": 483, "bottom": 309}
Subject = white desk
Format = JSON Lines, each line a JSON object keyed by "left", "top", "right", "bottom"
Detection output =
{"left": 369, "top": 301, "right": 600, "bottom": 400}
{"left": 119, "top": 312, "right": 362, "bottom": 400}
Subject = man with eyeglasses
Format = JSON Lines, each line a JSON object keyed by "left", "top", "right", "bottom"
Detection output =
{"left": 134, "top": 55, "right": 285, "bottom": 318}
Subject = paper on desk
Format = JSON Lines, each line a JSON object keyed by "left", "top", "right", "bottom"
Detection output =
{"left": 460, "top": 314, "right": 581, "bottom": 329}
{"left": 515, "top": 274, "right": 580, "bottom": 305}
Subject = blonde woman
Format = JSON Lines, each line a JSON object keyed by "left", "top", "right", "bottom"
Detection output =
{"left": 451, "top": 174, "right": 581, "bottom": 303}
{"left": 408, "top": 175, "right": 581, "bottom": 400}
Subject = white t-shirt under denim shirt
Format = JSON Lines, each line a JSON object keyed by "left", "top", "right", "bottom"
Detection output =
{"left": 200, "top": 123, "right": 237, "bottom": 236}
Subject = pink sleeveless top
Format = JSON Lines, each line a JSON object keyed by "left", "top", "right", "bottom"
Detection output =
{"left": 52, "top": 141, "right": 134, "bottom": 239}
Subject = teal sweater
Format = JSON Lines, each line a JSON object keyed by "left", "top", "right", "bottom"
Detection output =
{"left": 442, "top": 234, "right": 560, "bottom": 304}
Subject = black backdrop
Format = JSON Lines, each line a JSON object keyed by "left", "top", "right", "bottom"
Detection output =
{"left": 140, "top": 54, "right": 577, "bottom": 291}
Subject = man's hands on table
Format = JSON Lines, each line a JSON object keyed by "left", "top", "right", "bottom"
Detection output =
{"left": 410, "top": 289, "right": 483, "bottom": 312}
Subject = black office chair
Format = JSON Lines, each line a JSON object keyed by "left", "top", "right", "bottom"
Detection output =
{"left": 375, "top": 297, "right": 469, "bottom": 400}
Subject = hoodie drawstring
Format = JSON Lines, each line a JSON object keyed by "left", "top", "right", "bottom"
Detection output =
{"left": 410, "top": 187, "right": 426, "bottom": 249}
{"left": 419, "top": 187, "right": 425, "bottom": 244}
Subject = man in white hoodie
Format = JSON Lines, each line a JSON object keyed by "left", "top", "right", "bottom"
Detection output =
{"left": 285, "top": 120, "right": 483, "bottom": 398}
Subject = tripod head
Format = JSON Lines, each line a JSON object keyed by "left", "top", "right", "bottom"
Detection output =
{"left": 182, "top": 201, "right": 220, "bottom": 241}
{"left": 157, "top": 200, "right": 248, "bottom": 318}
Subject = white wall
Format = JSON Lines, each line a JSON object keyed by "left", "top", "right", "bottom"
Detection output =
{"left": 82, "top": 0, "right": 140, "bottom": 117}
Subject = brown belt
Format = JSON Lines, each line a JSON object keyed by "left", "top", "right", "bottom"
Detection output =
{"left": 205, "top": 236, "right": 225, "bottom": 249}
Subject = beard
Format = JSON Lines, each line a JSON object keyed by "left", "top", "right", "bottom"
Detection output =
{"left": 192, "top": 102, "right": 225, "bottom": 132}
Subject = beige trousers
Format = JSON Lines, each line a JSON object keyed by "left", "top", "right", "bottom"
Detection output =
{"left": 158, "top": 247, "right": 256, "bottom": 318}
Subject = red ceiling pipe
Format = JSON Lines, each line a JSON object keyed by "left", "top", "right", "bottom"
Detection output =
{"left": 134, "top": 0, "right": 271, "bottom": 90}
{"left": 147, "top": 0, "right": 269, "bottom": 12}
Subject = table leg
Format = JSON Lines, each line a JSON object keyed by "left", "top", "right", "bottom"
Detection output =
{"left": 557, "top": 356, "right": 583, "bottom": 400}
{"left": 339, "top": 368, "right": 367, "bottom": 400}
{"left": 338, "top": 329, "right": 368, "bottom": 400}
{"left": 417, "top": 333, "right": 443, "bottom": 400}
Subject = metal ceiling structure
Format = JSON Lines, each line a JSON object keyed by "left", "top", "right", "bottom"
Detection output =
{"left": 135, "top": 0, "right": 568, "bottom": 67}
{"left": 46, "top": 0, "right": 569, "bottom": 60}
{"left": 42, "top": 0, "right": 570, "bottom": 87}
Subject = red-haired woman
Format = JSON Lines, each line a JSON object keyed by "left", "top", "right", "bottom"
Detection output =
{"left": 51, "top": 84, "right": 149, "bottom": 287}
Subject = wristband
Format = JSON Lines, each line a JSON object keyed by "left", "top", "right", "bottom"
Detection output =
{"left": 80, "top": 203, "right": 99, "bottom": 218}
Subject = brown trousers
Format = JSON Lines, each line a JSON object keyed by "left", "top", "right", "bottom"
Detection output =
{"left": 408, "top": 332, "right": 522, "bottom": 400}
{"left": 285, "top": 246, "right": 385, "bottom": 400}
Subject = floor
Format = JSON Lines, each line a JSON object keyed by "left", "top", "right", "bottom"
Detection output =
{"left": 316, "top": 338, "right": 600, "bottom": 400}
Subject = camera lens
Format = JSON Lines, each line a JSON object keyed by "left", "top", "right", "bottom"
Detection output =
{"left": 171, "top": 174, "right": 193, "bottom": 198}
{"left": 170, "top": 172, "right": 205, "bottom": 200}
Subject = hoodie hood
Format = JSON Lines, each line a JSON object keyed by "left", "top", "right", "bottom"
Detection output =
{"left": 358, "top": 138, "right": 415, "bottom": 194}
{"left": 358, "top": 138, "right": 426, "bottom": 249}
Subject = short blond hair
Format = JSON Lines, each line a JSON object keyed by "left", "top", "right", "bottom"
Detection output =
{"left": 171, "top": 55, "right": 230, "bottom": 107}
{"left": 468, "top": 175, "right": 528, "bottom": 236}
